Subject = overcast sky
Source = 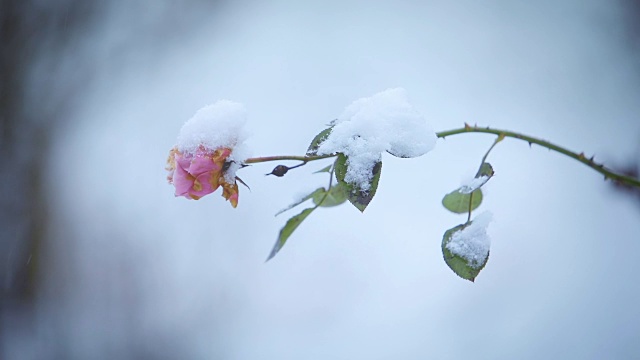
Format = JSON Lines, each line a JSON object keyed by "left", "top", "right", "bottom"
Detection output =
{"left": 10, "top": 1, "right": 640, "bottom": 359}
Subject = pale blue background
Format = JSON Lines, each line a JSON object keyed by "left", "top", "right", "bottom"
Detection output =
{"left": 6, "top": 1, "right": 640, "bottom": 359}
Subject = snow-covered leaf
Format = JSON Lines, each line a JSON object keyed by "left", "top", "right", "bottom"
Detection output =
{"left": 441, "top": 222, "right": 489, "bottom": 282}
{"left": 334, "top": 153, "right": 381, "bottom": 212}
{"left": 459, "top": 163, "right": 494, "bottom": 194}
{"left": 267, "top": 207, "right": 315, "bottom": 261}
{"left": 316, "top": 88, "right": 436, "bottom": 159}
{"left": 386, "top": 149, "right": 413, "bottom": 158}
{"left": 458, "top": 177, "right": 489, "bottom": 194}
{"left": 442, "top": 189, "right": 483, "bottom": 213}
{"left": 315, "top": 89, "right": 435, "bottom": 190}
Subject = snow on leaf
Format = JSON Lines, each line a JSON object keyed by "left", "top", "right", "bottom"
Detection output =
{"left": 335, "top": 153, "right": 381, "bottom": 212}
{"left": 442, "top": 212, "right": 493, "bottom": 282}
{"left": 317, "top": 88, "right": 435, "bottom": 191}
{"left": 459, "top": 176, "right": 490, "bottom": 194}
{"left": 459, "top": 163, "right": 494, "bottom": 194}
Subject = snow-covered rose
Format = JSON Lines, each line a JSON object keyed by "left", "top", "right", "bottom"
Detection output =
{"left": 166, "top": 100, "right": 251, "bottom": 208}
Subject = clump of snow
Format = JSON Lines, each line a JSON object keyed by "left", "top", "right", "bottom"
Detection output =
{"left": 176, "top": 100, "right": 251, "bottom": 183}
{"left": 316, "top": 88, "right": 436, "bottom": 191}
{"left": 446, "top": 211, "right": 493, "bottom": 268}
{"left": 459, "top": 175, "right": 490, "bottom": 194}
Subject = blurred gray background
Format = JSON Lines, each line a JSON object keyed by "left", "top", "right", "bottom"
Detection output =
{"left": 2, "top": 0, "right": 640, "bottom": 359}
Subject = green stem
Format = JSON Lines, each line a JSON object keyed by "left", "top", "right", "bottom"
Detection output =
{"left": 316, "top": 165, "right": 336, "bottom": 207}
{"left": 244, "top": 154, "right": 337, "bottom": 164}
{"left": 437, "top": 124, "right": 640, "bottom": 188}
{"left": 467, "top": 191, "right": 473, "bottom": 223}
{"left": 480, "top": 134, "right": 504, "bottom": 165}
{"left": 243, "top": 124, "right": 639, "bottom": 188}
{"left": 467, "top": 135, "right": 503, "bottom": 222}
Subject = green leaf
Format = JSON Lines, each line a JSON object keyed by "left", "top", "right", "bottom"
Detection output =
{"left": 313, "top": 183, "right": 348, "bottom": 207}
{"left": 334, "top": 153, "right": 382, "bottom": 212}
{"left": 313, "top": 164, "right": 332, "bottom": 174}
{"left": 476, "top": 162, "right": 494, "bottom": 178}
{"left": 306, "top": 127, "right": 333, "bottom": 156}
{"left": 442, "top": 224, "right": 489, "bottom": 282}
{"left": 442, "top": 188, "right": 483, "bottom": 214}
{"left": 334, "top": 153, "right": 347, "bottom": 178}
{"left": 275, "top": 188, "right": 324, "bottom": 216}
{"left": 267, "top": 207, "right": 315, "bottom": 261}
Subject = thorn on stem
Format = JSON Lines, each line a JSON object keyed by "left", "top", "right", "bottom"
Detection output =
{"left": 236, "top": 176, "right": 251, "bottom": 191}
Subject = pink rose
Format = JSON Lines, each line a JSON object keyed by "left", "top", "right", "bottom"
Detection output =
{"left": 166, "top": 146, "right": 239, "bottom": 207}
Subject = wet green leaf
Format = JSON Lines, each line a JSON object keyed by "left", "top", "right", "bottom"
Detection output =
{"left": 267, "top": 207, "right": 315, "bottom": 261}
{"left": 442, "top": 189, "right": 483, "bottom": 214}
{"left": 476, "top": 162, "right": 494, "bottom": 178}
{"left": 313, "top": 164, "right": 332, "bottom": 174}
{"left": 275, "top": 188, "right": 324, "bottom": 216}
{"left": 313, "top": 183, "right": 348, "bottom": 207}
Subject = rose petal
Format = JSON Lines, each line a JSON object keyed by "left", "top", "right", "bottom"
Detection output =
{"left": 214, "top": 148, "right": 232, "bottom": 161}
{"left": 208, "top": 173, "right": 221, "bottom": 190}
{"left": 168, "top": 146, "right": 239, "bottom": 205}
{"left": 189, "top": 172, "right": 217, "bottom": 198}
{"left": 221, "top": 181, "right": 239, "bottom": 208}
{"left": 188, "top": 155, "right": 220, "bottom": 177}
{"left": 210, "top": 148, "right": 232, "bottom": 171}
{"left": 176, "top": 153, "right": 192, "bottom": 172}
{"left": 173, "top": 163, "right": 194, "bottom": 197}
{"left": 227, "top": 192, "right": 239, "bottom": 208}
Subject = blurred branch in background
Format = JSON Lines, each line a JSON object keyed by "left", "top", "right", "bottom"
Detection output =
{"left": 0, "top": 0, "right": 100, "bottom": 354}
{"left": 611, "top": 164, "right": 640, "bottom": 204}
{"left": 611, "top": 0, "right": 640, "bottom": 205}
{"left": 2, "top": 1, "right": 227, "bottom": 358}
